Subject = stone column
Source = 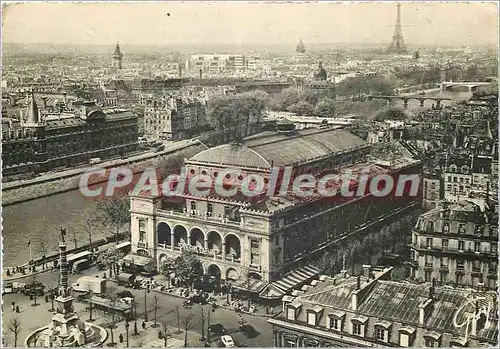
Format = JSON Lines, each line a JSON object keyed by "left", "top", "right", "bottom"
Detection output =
{"left": 419, "top": 99, "right": 425, "bottom": 107}
{"left": 204, "top": 239, "right": 209, "bottom": 250}
{"left": 170, "top": 233, "right": 175, "bottom": 250}
{"left": 222, "top": 242, "right": 226, "bottom": 258}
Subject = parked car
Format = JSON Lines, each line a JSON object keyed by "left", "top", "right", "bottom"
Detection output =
{"left": 190, "top": 295, "right": 208, "bottom": 305}
{"left": 239, "top": 324, "right": 259, "bottom": 338}
{"left": 209, "top": 324, "right": 227, "bottom": 336}
{"left": 220, "top": 335, "right": 235, "bottom": 348}
{"left": 116, "top": 290, "right": 135, "bottom": 299}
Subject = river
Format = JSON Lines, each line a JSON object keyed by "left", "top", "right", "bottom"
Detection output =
{"left": 2, "top": 89, "right": 473, "bottom": 267}
{"left": 2, "top": 190, "right": 113, "bottom": 267}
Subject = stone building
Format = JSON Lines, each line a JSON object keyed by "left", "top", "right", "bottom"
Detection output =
{"left": 143, "top": 95, "right": 208, "bottom": 140}
{"left": 129, "top": 127, "right": 421, "bottom": 298}
{"left": 409, "top": 200, "right": 498, "bottom": 290}
{"left": 1, "top": 92, "right": 138, "bottom": 181}
{"left": 268, "top": 267, "right": 498, "bottom": 348}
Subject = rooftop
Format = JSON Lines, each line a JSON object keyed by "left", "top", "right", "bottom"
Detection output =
{"left": 188, "top": 128, "right": 367, "bottom": 169}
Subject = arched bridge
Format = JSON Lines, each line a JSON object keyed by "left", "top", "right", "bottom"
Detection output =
{"left": 439, "top": 81, "right": 491, "bottom": 92}
{"left": 366, "top": 95, "right": 451, "bottom": 108}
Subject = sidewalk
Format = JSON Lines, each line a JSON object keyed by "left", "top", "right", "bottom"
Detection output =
{"left": 111, "top": 320, "right": 204, "bottom": 348}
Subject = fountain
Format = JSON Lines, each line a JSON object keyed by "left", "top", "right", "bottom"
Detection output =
{"left": 25, "top": 228, "right": 107, "bottom": 347}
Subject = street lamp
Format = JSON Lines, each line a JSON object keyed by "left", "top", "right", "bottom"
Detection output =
{"left": 125, "top": 321, "right": 130, "bottom": 347}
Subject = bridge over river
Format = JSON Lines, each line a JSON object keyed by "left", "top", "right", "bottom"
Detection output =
{"left": 367, "top": 94, "right": 452, "bottom": 108}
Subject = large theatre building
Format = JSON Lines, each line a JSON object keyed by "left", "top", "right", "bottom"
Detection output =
{"left": 129, "top": 126, "right": 421, "bottom": 299}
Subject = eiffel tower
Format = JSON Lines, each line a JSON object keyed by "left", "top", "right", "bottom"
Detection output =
{"left": 388, "top": 3, "right": 407, "bottom": 54}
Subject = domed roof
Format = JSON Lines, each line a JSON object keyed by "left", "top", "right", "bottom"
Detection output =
{"left": 313, "top": 62, "right": 327, "bottom": 81}
{"left": 189, "top": 143, "right": 271, "bottom": 169}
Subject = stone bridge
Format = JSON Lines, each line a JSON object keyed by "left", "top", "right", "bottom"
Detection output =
{"left": 439, "top": 81, "right": 491, "bottom": 92}
{"left": 366, "top": 95, "right": 452, "bottom": 108}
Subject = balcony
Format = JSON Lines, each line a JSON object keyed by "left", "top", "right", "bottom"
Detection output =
{"left": 137, "top": 241, "right": 148, "bottom": 248}
{"left": 424, "top": 262, "right": 434, "bottom": 270}
{"left": 156, "top": 208, "right": 242, "bottom": 228}
{"left": 156, "top": 243, "right": 241, "bottom": 264}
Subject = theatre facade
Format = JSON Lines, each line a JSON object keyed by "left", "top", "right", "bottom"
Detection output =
{"left": 129, "top": 126, "right": 421, "bottom": 299}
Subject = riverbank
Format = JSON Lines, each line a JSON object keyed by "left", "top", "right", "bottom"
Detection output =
{"left": 2, "top": 140, "right": 207, "bottom": 206}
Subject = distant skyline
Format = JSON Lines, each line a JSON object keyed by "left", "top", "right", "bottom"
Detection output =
{"left": 2, "top": 1, "right": 498, "bottom": 47}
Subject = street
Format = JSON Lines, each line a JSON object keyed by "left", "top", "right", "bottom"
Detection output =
{"left": 2, "top": 268, "right": 274, "bottom": 347}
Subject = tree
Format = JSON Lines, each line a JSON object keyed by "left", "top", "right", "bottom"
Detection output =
{"left": 313, "top": 98, "right": 336, "bottom": 117}
{"left": 9, "top": 318, "right": 22, "bottom": 347}
{"left": 182, "top": 314, "right": 195, "bottom": 347}
{"left": 95, "top": 195, "right": 130, "bottom": 245}
{"left": 151, "top": 293, "right": 160, "bottom": 328}
{"left": 161, "top": 322, "right": 171, "bottom": 347}
{"left": 97, "top": 248, "right": 124, "bottom": 278}
{"left": 374, "top": 107, "right": 407, "bottom": 121}
{"left": 288, "top": 100, "right": 314, "bottom": 115}
{"left": 168, "top": 250, "right": 203, "bottom": 287}
{"left": 76, "top": 207, "right": 101, "bottom": 257}
{"left": 105, "top": 287, "right": 119, "bottom": 346}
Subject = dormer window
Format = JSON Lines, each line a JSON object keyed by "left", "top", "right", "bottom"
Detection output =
{"left": 398, "top": 326, "right": 416, "bottom": 347}
{"left": 306, "top": 306, "right": 323, "bottom": 326}
{"left": 328, "top": 311, "right": 346, "bottom": 331}
{"left": 287, "top": 302, "right": 302, "bottom": 321}
{"left": 423, "top": 331, "right": 442, "bottom": 347}
{"left": 374, "top": 321, "right": 392, "bottom": 343}
{"left": 351, "top": 316, "right": 368, "bottom": 337}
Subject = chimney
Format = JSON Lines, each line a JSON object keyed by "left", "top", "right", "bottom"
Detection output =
{"left": 41, "top": 97, "right": 47, "bottom": 109}
{"left": 199, "top": 68, "right": 203, "bottom": 80}
{"left": 356, "top": 275, "right": 361, "bottom": 290}
{"left": 418, "top": 299, "right": 433, "bottom": 324}
{"left": 362, "top": 265, "right": 371, "bottom": 279}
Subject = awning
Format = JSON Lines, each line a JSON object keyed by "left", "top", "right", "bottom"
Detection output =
{"left": 232, "top": 278, "right": 268, "bottom": 293}
{"left": 115, "top": 242, "right": 131, "bottom": 250}
{"left": 258, "top": 283, "right": 286, "bottom": 300}
{"left": 67, "top": 251, "right": 92, "bottom": 263}
{"left": 270, "top": 265, "right": 321, "bottom": 293}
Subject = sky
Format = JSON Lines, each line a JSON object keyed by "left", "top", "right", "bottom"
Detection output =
{"left": 2, "top": 1, "right": 498, "bottom": 47}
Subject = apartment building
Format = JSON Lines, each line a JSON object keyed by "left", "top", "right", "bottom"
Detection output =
{"left": 409, "top": 200, "right": 498, "bottom": 290}
{"left": 268, "top": 267, "right": 498, "bottom": 347}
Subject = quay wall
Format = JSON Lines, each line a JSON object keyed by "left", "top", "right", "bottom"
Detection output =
{"left": 2, "top": 141, "right": 207, "bottom": 206}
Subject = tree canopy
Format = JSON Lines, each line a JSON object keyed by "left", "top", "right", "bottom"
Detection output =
{"left": 160, "top": 250, "right": 203, "bottom": 285}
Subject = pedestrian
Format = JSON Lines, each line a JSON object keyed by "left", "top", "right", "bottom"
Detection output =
{"left": 45, "top": 295, "right": 49, "bottom": 303}
{"left": 16, "top": 305, "right": 20, "bottom": 313}
{"left": 6, "top": 268, "right": 10, "bottom": 276}
{"left": 119, "top": 334, "right": 124, "bottom": 343}
{"left": 11, "top": 301, "right": 15, "bottom": 311}
{"left": 142, "top": 321, "right": 146, "bottom": 330}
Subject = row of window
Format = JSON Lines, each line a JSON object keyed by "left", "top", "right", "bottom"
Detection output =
{"left": 285, "top": 306, "right": 441, "bottom": 347}
{"left": 420, "top": 236, "right": 497, "bottom": 253}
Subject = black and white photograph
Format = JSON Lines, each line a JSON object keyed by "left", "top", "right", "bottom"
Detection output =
{"left": 0, "top": 1, "right": 498, "bottom": 348}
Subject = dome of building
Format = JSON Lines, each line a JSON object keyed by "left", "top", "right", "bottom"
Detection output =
{"left": 313, "top": 62, "right": 327, "bottom": 81}
{"left": 189, "top": 143, "right": 271, "bottom": 169}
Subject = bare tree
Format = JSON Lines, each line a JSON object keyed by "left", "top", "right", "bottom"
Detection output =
{"left": 182, "top": 314, "right": 194, "bottom": 347}
{"left": 9, "top": 318, "right": 22, "bottom": 347}
{"left": 161, "top": 323, "right": 171, "bottom": 348}
{"left": 72, "top": 229, "right": 78, "bottom": 250}
{"left": 151, "top": 293, "right": 160, "bottom": 328}
{"left": 176, "top": 306, "right": 181, "bottom": 334}
{"left": 106, "top": 286, "right": 119, "bottom": 346}
{"left": 76, "top": 206, "right": 101, "bottom": 257}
